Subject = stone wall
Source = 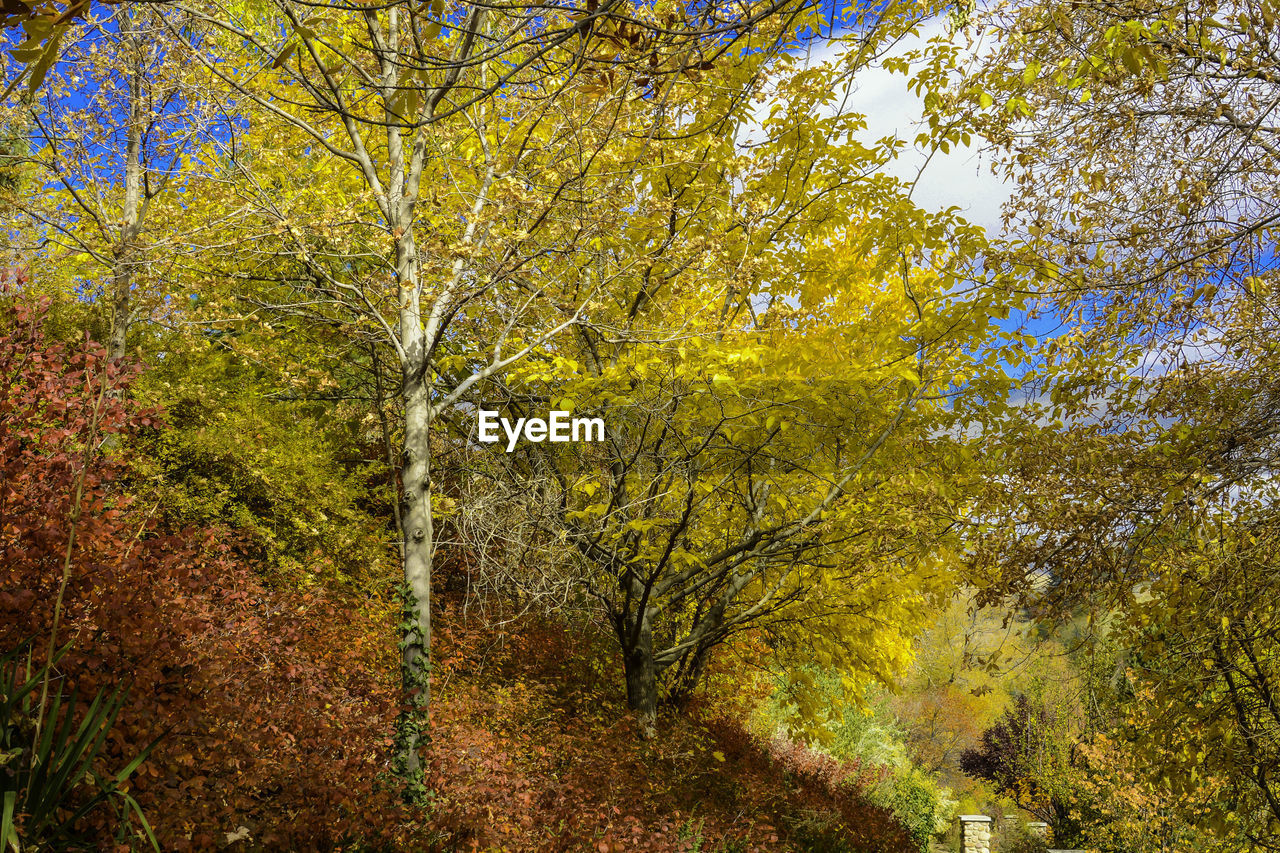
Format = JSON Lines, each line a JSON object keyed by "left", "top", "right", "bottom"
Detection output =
{"left": 959, "top": 815, "right": 992, "bottom": 853}
{"left": 955, "top": 814, "right": 1082, "bottom": 853}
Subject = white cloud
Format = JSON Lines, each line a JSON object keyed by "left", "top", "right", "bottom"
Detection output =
{"left": 792, "top": 19, "right": 1013, "bottom": 237}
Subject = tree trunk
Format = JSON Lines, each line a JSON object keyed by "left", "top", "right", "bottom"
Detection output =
{"left": 108, "top": 63, "right": 143, "bottom": 364}
{"left": 107, "top": 255, "right": 132, "bottom": 362}
{"left": 397, "top": 374, "right": 433, "bottom": 776}
{"left": 372, "top": 343, "right": 405, "bottom": 562}
{"left": 395, "top": 203, "right": 433, "bottom": 777}
{"left": 666, "top": 645, "right": 709, "bottom": 709}
{"left": 621, "top": 607, "right": 658, "bottom": 739}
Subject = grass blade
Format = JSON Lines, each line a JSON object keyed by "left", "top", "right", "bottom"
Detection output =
{"left": 1, "top": 789, "right": 17, "bottom": 853}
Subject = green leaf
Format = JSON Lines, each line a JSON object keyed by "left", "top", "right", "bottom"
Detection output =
{"left": 25, "top": 32, "right": 64, "bottom": 93}
{"left": 1, "top": 790, "right": 16, "bottom": 853}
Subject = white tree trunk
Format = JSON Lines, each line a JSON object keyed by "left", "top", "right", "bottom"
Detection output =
{"left": 108, "top": 62, "right": 143, "bottom": 363}
{"left": 397, "top": 373, "right": 433, "bottom": 774}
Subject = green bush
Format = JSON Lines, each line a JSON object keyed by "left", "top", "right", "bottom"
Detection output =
{"left": 757, "top": 670, "right": 956, "bottom": 853}
{"left": 1001, "top": 823, "right": 1048, "bottom": 853}
{"left": 871, "top": 765, "right": 954, "bottom": 852}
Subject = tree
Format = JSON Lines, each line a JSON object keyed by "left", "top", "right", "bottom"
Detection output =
{"left": 144, "top": 0, "right": 851, "bottom": 779}
{"left": 966, "top": 294, "right": 1280, "bottom": 846}
{"left": 960, "top": 693, "right": 1086, "bottom": 843}
{"left": 1119, "top": 507, "right": 1280, "bottom": 844}
{"left": 2, "top": 0, "right": 96, "bottom": 97}
{"left": 129, "top": 313, "right": 399, "bottom": 589}
{"left": 944, "top": 1, "right": 1280, "bottom": 844}
{"left": 960, "top": 0, "right": 1280, "bottom": 328}
{"left": 0, "top": 4, "right": 217, "bottom": 362}
{"left": 456, "top": 22, "right": 1024, "bottom": 735}
{"left": 887, "top": 593, "right": 1018, "bottom": 778}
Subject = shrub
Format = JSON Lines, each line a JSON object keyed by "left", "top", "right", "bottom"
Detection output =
{"left": 872, "top": 764, "right": 955, "bottom": 851}
{"left": 0, "top": 291, "right": 414, "bottom": 850}
{"left": 1001, "top": 823, "right": 1048, "bottom": 853}
{"left": 756, "top": 671, "right": 954, "bottom": 852}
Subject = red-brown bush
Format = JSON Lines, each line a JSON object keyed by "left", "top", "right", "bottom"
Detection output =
{"left": 0, "top": 293, "right": 414, "bottom": 850}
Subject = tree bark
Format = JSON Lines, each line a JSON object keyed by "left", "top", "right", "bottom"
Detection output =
{"left": 108, "top": 61, "right": 144, "bottom": 364}
{"left": 393, "top": 191, "right": 433, "bottom": 775}
{"left": 666, "top": 645, "right": 709, "bottom": 709}
{"left": 371, "top": 343, "right": 405, "bottom": 562}
{"left": 397, "top": 376, "right": 433, "bottom": 775}
{"left": 621, "top": 607, "right": 658, "bottom": 739}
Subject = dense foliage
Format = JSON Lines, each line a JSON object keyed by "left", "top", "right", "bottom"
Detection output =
{"left": 4, "top": 0, "right": 1279, "bottom": 848}
{"left": 0, "top": 293, "right": 410, "bottom": 849}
